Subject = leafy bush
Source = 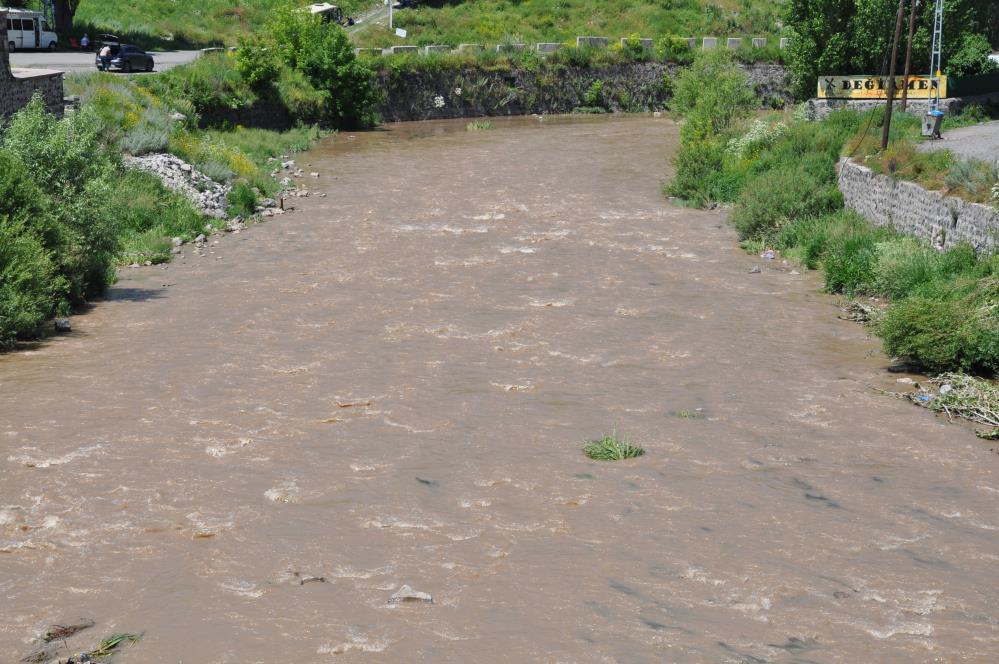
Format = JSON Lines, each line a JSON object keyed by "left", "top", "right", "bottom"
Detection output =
{"left": 2, "top": 96, "right": 122, "bottom": 303}
{"left": 730, "top": 169, "right": 841, "bottom": 241}
{"left": 877, "top": 279, "right": 999, "bottom": 374}
{"left": 947, "top": 33, "right": 999, "bottom": 78}
{"left": 264, "top": 4, "right": 379, "bottom": 129}
{"left": 821, "top": 221, "right": 893, "bottom": 295}
{"left": 227, "top": 181, "right": 258, "bottom": 218}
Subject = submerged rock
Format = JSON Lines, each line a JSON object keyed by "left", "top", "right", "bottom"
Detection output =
{"left": 54, "top": 318, "right": 71, "bottom": 333}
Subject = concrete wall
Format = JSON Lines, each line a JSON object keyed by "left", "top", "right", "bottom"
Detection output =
{"left": 0, "top": 11, "right": 64, "bottom": 122}
{"left": 838, "top": 158, "right": 999, "bottom": 252}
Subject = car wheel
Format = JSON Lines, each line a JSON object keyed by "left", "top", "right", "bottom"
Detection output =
{"left": 123, "top": 61, "right": 132, "bottom": 73}
{"left": 49, "top": 42, "right": 57, "bottom": 51}
{"left": 8, "top": 41, "right": 14, "bottom": 53}
{"left": 145, "top": 60, "right": 153, "bottom": 72}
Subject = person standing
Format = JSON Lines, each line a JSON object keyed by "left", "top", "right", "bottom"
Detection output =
{"left": 81, "top": 33, "right": 90, "bottom": 50}
{"left": 99, "top": 43, "right": 111, "bottom": 70}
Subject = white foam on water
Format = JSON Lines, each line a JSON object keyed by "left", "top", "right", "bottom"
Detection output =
{"left": 318, "top": 629, "right": 390, "bottom": 655}
{"left": 397, "top": 223, "right": 488, "bottom": 234}
{"left": 527, "top": 298, "right": 573, "bottom": 308}
{"left": 219, "top": 580, "right": 265, "bottom": 598}
{"left": 8, "top": 444, "right": 103, "bottom": 468}
{"left": 265, "top": 481, "right": 302, "bottom": 504}
{"left": 489, "top": 382, "right": 534, "bottom": 392}
{"left": 498, "top": 246, "right": 536, "bottom": 254}
{"left": 205, "top": 438, "right": 252, "bottom": 458}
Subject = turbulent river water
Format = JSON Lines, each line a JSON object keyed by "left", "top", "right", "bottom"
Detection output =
{"left": 2, "top": 116, "right": 998, "bottom": 663}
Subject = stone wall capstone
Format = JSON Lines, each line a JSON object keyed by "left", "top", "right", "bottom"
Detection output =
{"left": 838, "top": 157, "right": 999, "bottom": 252}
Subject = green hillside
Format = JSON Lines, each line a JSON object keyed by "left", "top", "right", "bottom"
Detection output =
{"left": 353, "top": 0, "right": 784, "bottom": 48}
{"left": 69, "top": 0, "right": 370, "bottom": 47}
{"left": 63, "top": 0, "right": 780, "bottom": 48}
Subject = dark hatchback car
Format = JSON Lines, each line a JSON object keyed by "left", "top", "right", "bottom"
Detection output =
{"left": 96, "top": 43, "right": 154, "bottom": 72}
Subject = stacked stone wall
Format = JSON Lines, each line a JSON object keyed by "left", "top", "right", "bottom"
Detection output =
{"left": 838, "top": 158, "right": 999, "bottom": 252}
{"left": 0, "top": 11, "right": 64, "bottom": 122}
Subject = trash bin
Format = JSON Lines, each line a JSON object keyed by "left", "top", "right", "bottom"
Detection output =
{"left": 922, "top": 109, "right": 944, "bottom": 138}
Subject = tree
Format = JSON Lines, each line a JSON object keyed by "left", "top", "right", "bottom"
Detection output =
{"left": 52, "top": 0, "right": 81, "bottom": 35}
{"left": 785, "top": 0, "right": 999, "bottom": 100}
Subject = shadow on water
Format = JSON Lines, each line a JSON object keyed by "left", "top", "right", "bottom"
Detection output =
{"left": 102, "top": 287, "right": 169, "bottom": 303}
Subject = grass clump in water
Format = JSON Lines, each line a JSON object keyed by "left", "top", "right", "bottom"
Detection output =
{"left": 583, "top": 433, "right": 645, "bottom": 461}
{"left": 81, "top": 633, "right": 141, "bottom": 660}
{"left": 466, "top": 120, "right": 493, "bottom": 131}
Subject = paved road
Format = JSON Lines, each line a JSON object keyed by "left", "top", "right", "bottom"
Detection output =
{"left": 10, "top": 49, "right": 202, "bottom": 73}
{"left": 918, "top": 119, "right": 999, "bottom": 162}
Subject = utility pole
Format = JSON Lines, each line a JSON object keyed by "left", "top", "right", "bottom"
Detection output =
{"left": 881, "top": 0, "right": 908, "bottom": 149}
{"left": 388, "top": 0, "right": 393, "bottom": 30}
{"left": 900, "top": 0, "right": 919, "bottom": 111}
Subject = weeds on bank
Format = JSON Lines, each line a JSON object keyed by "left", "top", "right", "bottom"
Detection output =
{"left": 583, "top": 433, "right": 645, "bottom": 461}
{"left": 665, "top": 52, "right": 999, "bottom": 379}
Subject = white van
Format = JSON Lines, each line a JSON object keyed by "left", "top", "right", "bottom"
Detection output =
{"left": 3, "top": 8, "right": 59, "bottom": 51}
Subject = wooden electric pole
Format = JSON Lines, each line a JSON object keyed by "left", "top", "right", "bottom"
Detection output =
{"left": 881, "top": 0, "right": 908, "bottom": 149}
{"left": 900, "top": 0, "right": 919, "bottom": 111}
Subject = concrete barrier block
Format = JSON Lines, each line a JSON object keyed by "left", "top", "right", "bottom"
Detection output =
{"left": 496, "top": 43, "right": 526, "bottom": 52}
{"left": 391, "top": 45, "right": 420, "bottom": 55}
{"left": 354, "top": 48, "right": 383, "bottom": 56}
{"left": 702, "top": 37, "right": 718, "bottom": 50}
{"left": 536, "top": 42, "right": 562, "bottom": 53}
{"left": 458, "top": 43, "right": 483, "bottom": 53}
{"left": 779, "top": 37, "right": 790, "bottom": 49}
{"left": 576, "top": 36, "right": 609, "bottom": 48}
{"left": 684, "top": 38, "right": 696, "bottom": 49}
{"left": 423, "top": 45, "right": 451, "bottom": 54}
{"left": 727, "top": 38, "right": 742, "bottom": 50}
{"left": 752, "top": 37, "right": 766, "bottom": 48}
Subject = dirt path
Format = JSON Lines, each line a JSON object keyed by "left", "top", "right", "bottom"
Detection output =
{"left": 918, "top": 119, "right": 999, "bottom": 162}
{"left": 1, "top": 116, "right": 997, "bottom": 662}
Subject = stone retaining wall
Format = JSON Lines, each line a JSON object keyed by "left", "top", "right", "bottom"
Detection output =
{"left": 377, "top": 62, "right": 789, "bottom": 122}
{"left": 807, "top": 92, "right": 999, "bottom": 120}
{"left": 0, "top": 11, "right": 64, "bottom": 122}
{"left": 838, "top": 157, "right": 999, "bottom": 252}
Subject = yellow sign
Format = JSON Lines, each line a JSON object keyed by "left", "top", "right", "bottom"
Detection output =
{"left": 816, "top": 75, "right": 947, "bottom": 99}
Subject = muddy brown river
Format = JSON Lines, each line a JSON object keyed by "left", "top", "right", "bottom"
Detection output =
{"left": 2, "top": 116, "right": 998, "bottom": 663}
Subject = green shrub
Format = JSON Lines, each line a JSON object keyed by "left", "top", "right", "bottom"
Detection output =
{"left": 583, "top": 79, "right": 606, "bottom": 108}
{"left": 267, "top": 5, "right": 379, "bottom": 129}
{"left": 821, "top": 220, "right": 894, "bottom": 295}
{"left": 235, "top": 36, "right": 282, "bottom": 87}
{"left": 2, "top": 96, "right": 122, "bottom": 303}
{"left": 140, "top": 52, "right": 257, "bottom": 115}
{"left": 656, "top": 35, "right": 694, "bottom": 64}
{"left": 876, "top": 278, "right": 999, "bottom": 373}
{"left": 730, "top": 169, "right": 842, "bottom": 241}
{"left": 227, "top": 180, "right": 258, "bottom": 218}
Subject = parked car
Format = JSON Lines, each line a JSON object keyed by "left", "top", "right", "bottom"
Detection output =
{"left": 95, "top": 43, "right": 154, "bottom": 72}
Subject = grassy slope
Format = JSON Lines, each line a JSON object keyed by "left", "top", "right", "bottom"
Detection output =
{"left": 72, "top": 0, "right": 373, "bottom": 47}
{"left": 71, "top": 0, "right": 782, "bottom": 48}
{"left": 353, "top": 0, "right": 783, "bottom": 48}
